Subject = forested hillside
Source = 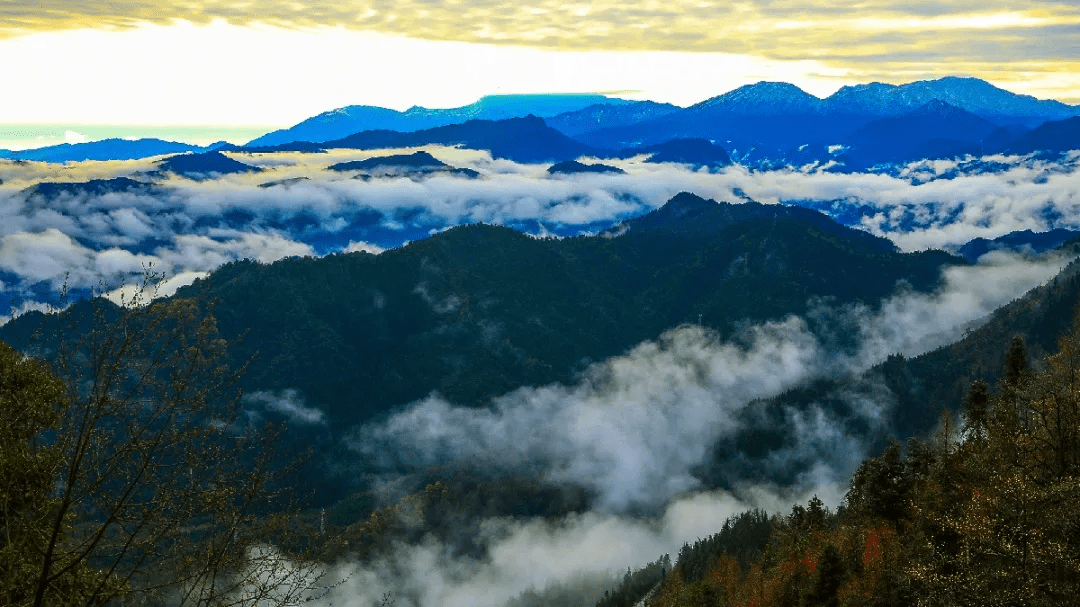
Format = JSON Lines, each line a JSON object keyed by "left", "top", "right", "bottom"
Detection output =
{"left": 625, "top": 324, "right": 1080, "bottom": 607}
{"left": 16, "top": 192, "right": 955, "bottom": 427}
{"left": 749, "top": 246, "right": 1080, "bottom": 448}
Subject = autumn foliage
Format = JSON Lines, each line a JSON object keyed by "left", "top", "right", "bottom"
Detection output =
{"left": 641, "top": 317, "right": 1080, "bottom": 607}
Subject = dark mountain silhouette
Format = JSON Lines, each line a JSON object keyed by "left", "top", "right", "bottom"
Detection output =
{"left": 624, "top": 192, "right": 896, "bottom": 254}
{"left": 1006, "top": 115, "right": 1080, "bottom": 155}
{"left": 154, "top": 151, "right": 262, "bottom": 180}
{"left": 0, "top": 138, "right": 205, "bottom": 163}
{"left": 546, "top": 160, "right": 625, "bottom": 174}
{"left": 329, "top": 150, "right": 448, "bottom": 172}
{"left": 981, "top": 124, "right": 1031, "bottom": 150}
{"left": 0, "top": 192, "right": 962, "bottom": 429}
{"left": 249, "top": 116, "right": 597, "bottom": 163}
{"left": 21, "top": 176, "right": 158, "bottom": 200}
{"left": 957, "top": 229, "right": 1080, "bottom": 262}
{"left": 258, "top": 177, "right": 310, "bottom": 189}
{"left": 328, "top": 150, "right": 480, "bottom": 178}
{"left": 636, "top": 138, "right": 733, "bottom": 169}
{"left": 838, "top": 100, "right": 1001, "bottom": 168}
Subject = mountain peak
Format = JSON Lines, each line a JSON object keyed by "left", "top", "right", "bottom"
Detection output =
{"left": 664, "top": 191, "right": 714, "bottom": 213}
{"left": 694, "top": 81, "right": 823, "bottom": 114}
{"left": 826, "top": 76, "right": 1077, "bottom": 122}
{"left": 156, "top": 151, "right": 262, "bottom": 179}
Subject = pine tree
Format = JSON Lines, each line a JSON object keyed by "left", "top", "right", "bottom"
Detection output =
{"left": 960, "top": 380, "right": 990, "bottom": 442}
{"left": 807, "top": 544, "right": 843, "bottom": 607}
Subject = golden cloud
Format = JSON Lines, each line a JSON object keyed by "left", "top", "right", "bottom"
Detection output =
{"left": 3, "top": 1, "right": 1080, "bottom": 104}
{"left": 2, "top": 1, "right": 1078, "bottom": 57}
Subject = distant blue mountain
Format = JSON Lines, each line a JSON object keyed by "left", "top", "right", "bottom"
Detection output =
{"left": 694, "top": 81, "right": 826, "bottom": 115}
{"left": 826, "top": 77, "right": 1078, "bottom": 126}
{"left": 545, "top": 100, "right": 680, "bottom": 137}
{"left": 1006, "top": 116, "right": 1080, "bottom": 155}
{"left": 0, "top": 138, "right": 206, "bottom": 163}
{"left": 247, "top": 94, "right": 629, "bottom": 148}
{"left": 22, "top": 176, "right": 159, "bottom": 200}
{"left": 637, "top": 138, "right": 732, "bottom": 170}
{"left": 838, "top": 100, "right": 1001, "bottom": 169}
{"left": 576, "top": 77, "right": 1079, "bottom": 152}
{"left": 957, "top": 229, "right": 1080, "bottom": 262}
{"left": 251, "top": 116, "right": 597, "bottom": 164}
{"left": 154, "top": 151, "right": 262, "bottom": 180}
{"left": 328, "top": 150, "right": 479, "bottom": 179}
{"left": 547, "top": 160, "right": 625, "bottom": 175}
{"left": 4, "top": 77, "right": 1075, "bottom": 166}
{"left": 577, "top": 82, "right": 855, "bottom": 150}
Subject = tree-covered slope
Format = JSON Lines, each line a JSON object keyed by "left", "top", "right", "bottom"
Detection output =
{"left": 749, "top": 242, "right": 1080, "bottom": 452}
{"left": 644, "top": 318, "right": 1080, "bottom": 607}
{"left": 140, "top": 193, "right": 960, "bottom": 426}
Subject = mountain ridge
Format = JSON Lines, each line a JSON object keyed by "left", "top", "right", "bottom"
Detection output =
{"left": 246, "top": 94, "right": 628, "bottom": 147}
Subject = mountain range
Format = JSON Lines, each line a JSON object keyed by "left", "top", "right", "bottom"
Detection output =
{"left": 246, "top": 93, "right": 629, "bottom": 147}
{"left": 250, "top": 77, "right": 1080, "bottom": 152}
{"left": 0, "top": 138, "right": 217, "bottom": 163}
{"left": 5, "top": 77, "right": 1080, "bottom": 168}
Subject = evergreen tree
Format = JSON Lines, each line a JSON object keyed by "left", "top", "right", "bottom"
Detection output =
{"left": 807, "top": 544, "right": 844, "bottom": 607}
{"left": 960, "top": 380, "right": 991, "bottom": 442}
{"left": 845, "top": 441, "right": 912, "bottom": 527}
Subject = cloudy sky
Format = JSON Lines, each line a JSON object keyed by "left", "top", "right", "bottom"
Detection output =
{"left": 1, "top": 1, "right": 1078, "bottom": 139}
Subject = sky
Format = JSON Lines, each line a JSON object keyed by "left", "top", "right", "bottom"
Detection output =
{"left": 1, "top": 1, "right": 1079, "bottom": 145}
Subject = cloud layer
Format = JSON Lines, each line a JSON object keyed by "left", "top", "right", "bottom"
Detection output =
{"left": 346, "top": 250, "right": 1067, "bottom": 513}
{"left": 3, "top": 148, "right": 1079, "bottom": 322}
{"left": 3, "top": 1, "right": 1078, "bottom": 67}
{"left": 263, "top": 248, "right": 1066, "bottom": 607}
{"left": 254, "top": 487, "right": 814, "bottom": 607}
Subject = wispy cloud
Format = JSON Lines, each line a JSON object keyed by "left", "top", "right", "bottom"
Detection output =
{"left": 253, "top": 487, "right": 815, "bottom": 607}
{"left": 345, "top": 250, "right": 1067, "bottom": 513}
{"left": 243, "top": 389, "right": 327, "bottom": 425}
{"left": 250, "top": 250, "right": 1067, "bottom": 607}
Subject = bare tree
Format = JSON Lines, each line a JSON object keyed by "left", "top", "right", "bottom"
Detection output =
{"left": 2, "top": 275, "right": 337, "bottom": 606}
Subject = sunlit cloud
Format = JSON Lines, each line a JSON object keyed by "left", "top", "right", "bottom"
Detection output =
{"left": 1, "top": 3, "right": 1079, "bottom": 127}
{"left": 0, "top": 21, "right": 856, "bottom": 125}
{"left": 3, "top": 2, "right": 1078, "bottom": 63}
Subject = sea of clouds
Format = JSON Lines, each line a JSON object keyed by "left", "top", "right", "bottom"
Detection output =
{"left": 2, "top": 147, "right": 1080, "bottom": 322}
{"left": 4, "top": 147, "right": 1080, "bottom": 607}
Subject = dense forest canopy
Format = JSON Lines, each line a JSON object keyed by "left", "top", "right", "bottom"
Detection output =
{"left": 612, "top": 323, "right": 1080, "bottom": 607}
